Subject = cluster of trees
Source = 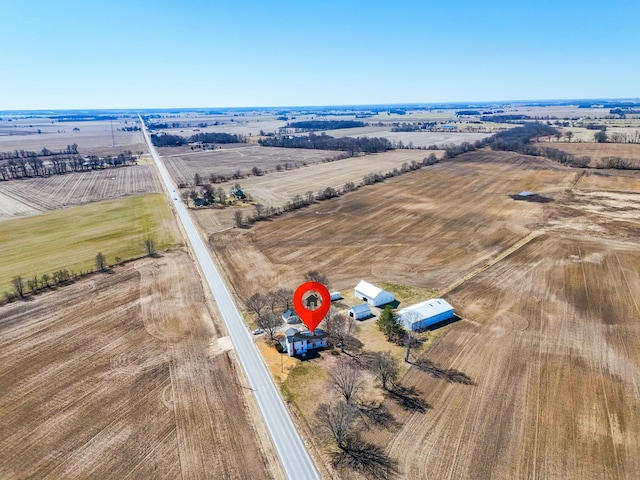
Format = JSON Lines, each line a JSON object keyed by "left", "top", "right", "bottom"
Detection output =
{"left": 284, "top": 120, "right": 366, "bottom": 131}
{"left": 150, "top": 132, "right": 245, "bottom": 147}
{"left": 258, "top": 132, "right": 394, "bottom": 154}
{"left": 0, "top": 150, "right": 140, "bottom": 181}
{"left": 8, "top": 269, "right": 75, "bottom": 301}
{"left": 182, "top": 183, "right": 233, "bottom": 208}
{"left": 481, "top": 114, "right": 532, "bottom": 123}
{"left": 314, "top": 352, "right": 403, "bottom": 476}
{"left": 0, "top": 144, "right": 78, "bottom": 160}
{"left": 595, "top": 130, "right": 640, "bottom": 143}
{"left": 599, "top": 156, "right": 640, "bottom": 169}
{"left": 4, "top": 239, "right": 157, "bottom": 305}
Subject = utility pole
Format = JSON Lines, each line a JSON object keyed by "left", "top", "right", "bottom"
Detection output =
{"left": 110, "top": 120, "right": 116, "bottom": 147}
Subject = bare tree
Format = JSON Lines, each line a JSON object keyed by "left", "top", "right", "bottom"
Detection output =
{"left": 26, "top": 276, "right": 39, "bottom": 295}
{"left": 402, "top": 311, "right": 421, "bottom": 362}
{"left": 266, "top": 290, "right": 281, "bottom": 314}
{"left": 95, "top": 252, "right": 107, "bottom": 272}
{"left": 12, "top": 276, "right": 25, "bottom": 298}
{"left": 254, "top": 203, "right": 264, "bottom": 220}
{"left": 246, "top": 292, "right": 268, "bottom": 316}
{"left": 180, "top": 190, "right": 190, "bottom": 205}
{"left": 256, "top": 311, "right": 282, "bottom": 339}
{"left": 371, "top": 351, "right": 400, "bottom": 391}
{"left": 323, "top": 308, "right": 361, "bottom": 353}
{"left": 330, "top": 360, "right": 364, "bottom": 403}
{"left": 234, "top": 210, "right": 244, "bottom": 228}
{"left": 273, "top": 287, "right": 294, "bottom": 311}
{"left": 144, "top": 237, "right": 156, "bottom": 256}
{"left": 565, "top": 131, "right": 574, "bottom": 143}
{"left": 315, "top": 400, "right": 359, "bottom": 450}
{"left": 40, "top": 273, "right": 51, "bottom": 288}
{"left": 304, "top": 269, "right": 329, "bottom": 287}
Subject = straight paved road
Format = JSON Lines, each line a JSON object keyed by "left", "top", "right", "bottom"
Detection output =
{"left": 140, "top": 118, "right": 321, "bottom": 480}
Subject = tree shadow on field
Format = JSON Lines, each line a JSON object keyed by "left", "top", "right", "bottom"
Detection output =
{"left": 412, "top": 358, "right": 476, "bottom": 386}
{"left": 354, "top": 400, "right": 398, "bottom": 431}
{"left": 332, "top": 438, "right": 400, "bottom": 479}
{"left": 386, "top": 385, "right": 431, "bottom": 413}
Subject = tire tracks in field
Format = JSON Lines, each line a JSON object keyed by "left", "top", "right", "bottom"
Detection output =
{"left": 437, "top": 227, "right": 549, "bottom": 298}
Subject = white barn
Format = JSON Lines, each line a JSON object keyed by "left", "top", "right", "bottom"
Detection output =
{"left": 398, "top": 298, "right": 454, "bottom": 331}
{"left": 284, "top": 327, "right": 329, "bottom": 356}
{"left": 354, "top": 280, "right": 395, "bottom": 307}
{"left": 348, "top": 303, "right": 371, "bottom": 320}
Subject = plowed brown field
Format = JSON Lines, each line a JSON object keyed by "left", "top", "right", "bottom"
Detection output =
{"left": 0, "top": 250, "right": 281, "bottom": 479}
{"left": 211, "top": 149, "right": 640, "bottom": 479}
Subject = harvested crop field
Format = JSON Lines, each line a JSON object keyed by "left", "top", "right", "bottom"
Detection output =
{"left": 162, "top": 144, "right": 343, "bottom": 185}
{"left": 211, "top": 149, "right": 640, "bottom": 479}
{"left": 192, "top": 149, "right": 438, "bottom": 234}
{"left": 0, "top": 251, "right": 279, "bottom": 479}
{"left": 374, "top": 234, "right": 640, "bottom": 479}
{"left": 0, "top": 165, "right": 162, "bottom": 221}
{"left": 542, "top": 141, "right": 640, "bottom": 163}
{"left": 210, "top": 150, "right": 576, "bottom": 297}
{"left": 0, "top": 118, "right": 145, "bottom": 157}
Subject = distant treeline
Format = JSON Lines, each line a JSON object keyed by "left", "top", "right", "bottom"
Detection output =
{"left": 443, "top": 123, "right": 590, "bottom": 168}
{"left": 0, "top": 150, "right": 139, "bottom": 180}
{"left": 49, "top": 115, "right": 118, "bottom": 122}
{"left": 150, "top": 132, "right": 245, "bottom": 147}
{"left": 481, "top": 114, "right": 532, "bottom": 123}
{"left": 284, "top": 120, "right": 367, "bottom": 131}
{"left": 258, "top": 132, "right": 393, "bottom": 154}
{"left": 0, "top": 144, "right": 79, "bottom": 160}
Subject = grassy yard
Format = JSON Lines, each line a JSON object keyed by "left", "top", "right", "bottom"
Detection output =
{"left": 0, "top": 193, "right": 180, "bottom": 295}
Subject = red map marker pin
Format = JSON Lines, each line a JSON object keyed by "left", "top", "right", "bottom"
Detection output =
{"left": 293, "top": 281, "right": 331, "bottom": 333}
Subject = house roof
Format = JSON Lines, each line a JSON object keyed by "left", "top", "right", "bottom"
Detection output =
{"left": 292, "top": 328, "right": 329, "bottom": 340}
{"left": 349, "top": 303, "right": 371, "bottom": 314}
{"left": 398, "top": 298, "right": 453, "bottom": 323}
{"left": 284, "top": 327, "right": 299, "bottom": 338}
{"left": 282, "top": 309, "right": 298, "bottom": 319}
{"left": 354, "top": 280, "right": 384, "bottom": 299}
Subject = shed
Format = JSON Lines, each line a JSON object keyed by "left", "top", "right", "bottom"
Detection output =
{"left": 348, "top": 303, "right": 371, "bottom": 320}
{"left": 354, "top": 280, "right": 395, "bottom": 307}
{"left": 398, "top": 298, "right": 454, "bottom": 331}
{"left": 282, "top": 309, "right": 301, "bottom": 324}
{"left": 330, "top": 292, "right": 342, "bottom": 301}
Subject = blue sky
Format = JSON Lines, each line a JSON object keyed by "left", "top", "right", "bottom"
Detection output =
{"left": 2, "top": 0, "right": 639, "bottom": 109}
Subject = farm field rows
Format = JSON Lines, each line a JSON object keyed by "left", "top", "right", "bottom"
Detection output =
{"left": 0, "top": 165, "right": 162, "bottom": 221}
{"left": 0, "top": 251, "right": 279, "bottom": 479}
{"left": 321, "top": 128, "right": 491, "bottom": 148}
{"left": 545, "top": 141, "right": 640, "bottom": 163}
{"left": 0, "top": 118, "right": 145, "bottom": 157}
{"left": 210, "top": 150, "right": 576, "bottom": 297}
{"left": 376, "top": 233, "right": 640, "bottom": 479}
{"left": 191, "top": 149, "right": 438, "bottom": 235}
{"left": 0, "top": 194, "right": 179, "bottom": 294}
{"left": 162, "top": 144, "right": 343, "bottom": 185}
{"left": 210, "top": 149, "right": 640, "bottom": 479}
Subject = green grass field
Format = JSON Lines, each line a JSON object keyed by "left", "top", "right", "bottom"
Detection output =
{"left": 0, "top": 193, "right": 181, "bottom": 295}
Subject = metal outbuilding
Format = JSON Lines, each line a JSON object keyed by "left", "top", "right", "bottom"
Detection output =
{"left": 354, "top": 280, "right": 395, "bottom": 307}
{"left": 398, "top": 298, "right": 454, "bottom": 331}
{"left": 348, "top": 303, "right": 371, "bottom": 320}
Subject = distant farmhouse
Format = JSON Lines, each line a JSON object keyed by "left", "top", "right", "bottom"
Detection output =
{"left": 398, "top": 298, "right": 454, "bottom": 331}
{"left": 283, "top": 327, "right": 328, "bottom": 356}
{"left": 354, "top": 280, "right": 395, "bottom": 307}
